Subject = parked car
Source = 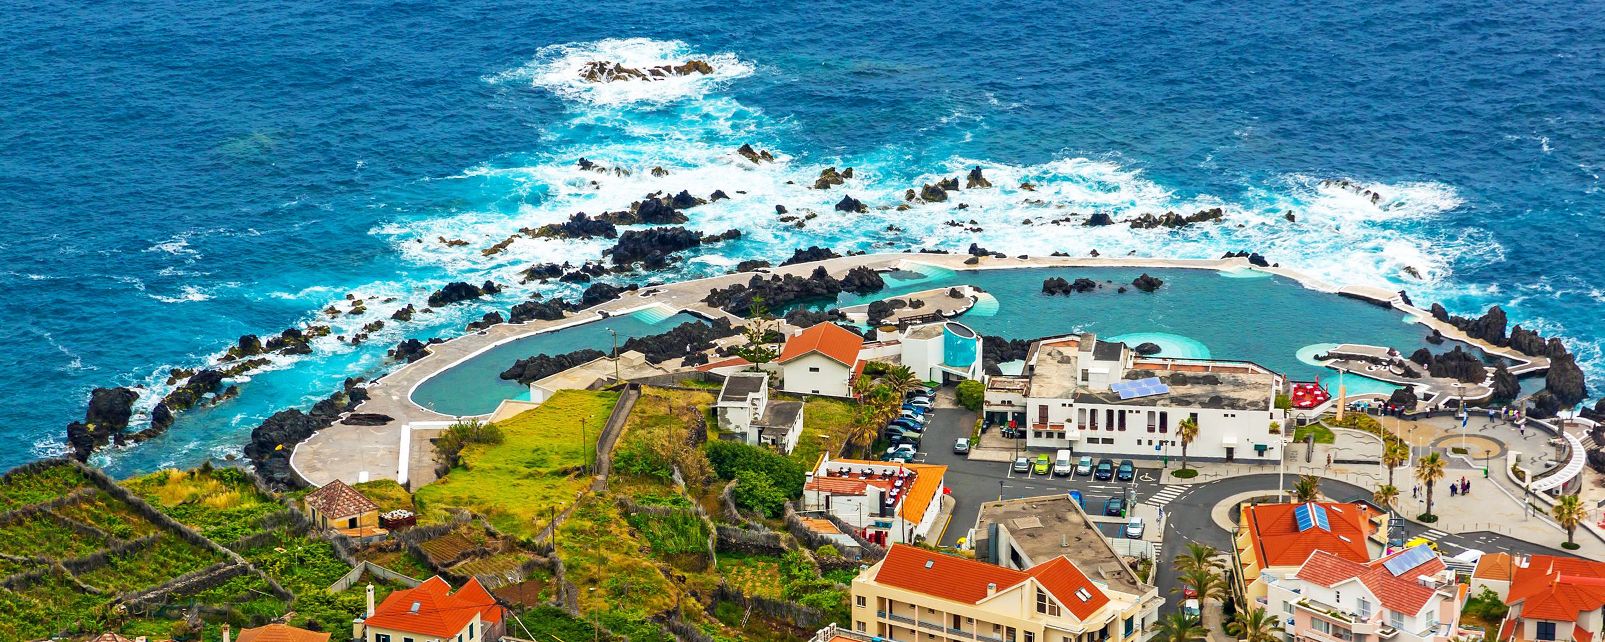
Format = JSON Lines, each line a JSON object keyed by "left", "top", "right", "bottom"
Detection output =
{"left": 1033, "top": 454, "right": 1052, "bottom": 475}
{"left": 1124, "top": 516, "right": 1145, "bottom": 539}
{"left": 1052, "top": 449, "right": 1074, "bottom": 476}
{"left": 1094, "top": 459, "right": 1115, "bottom": 481}
{"left": 1182, "top": 599, "right": 1201, "bottom": 621}
{"left": 888, "top": 417, "right": 924, "bottom": 430}
{"left": 906, "top": 396, "right": 934, "bottom": 407}
{"left": 901, "top": 404, "right": 929, "bottom": 415}
{"left": 1075, "top": 455, "right": 1094, "bottom": 476}
{"left": 1116, "top": 460, "right": 1136, "bottom": 481}
{"left": 1103, "top": 496, "right": 1125, "bottom": 516}
{"left": 897, "top": 411, "right": 928, "bottom": 423}
{"left": 1012, "top": 457, "right": 1031, "bottom": 473}
{"left": 1068, "top": 490, "right": 1084, "bottom": 509}
{"left": 953, "top": 439, "right": 971, "bottom": 455}
{"left": 884, "top": 444, "right": 915, "bottom": 460}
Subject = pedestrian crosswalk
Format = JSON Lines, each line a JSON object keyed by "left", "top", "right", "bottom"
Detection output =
{"left": 1416, "top": 529, "right": 1450, "bottom": 542}
{"left": 1144, "top": 485, "right": 1188, "bottom": 509}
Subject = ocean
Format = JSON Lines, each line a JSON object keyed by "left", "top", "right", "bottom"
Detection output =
{"left": 3, "top": 0, "right": 1601, "bottom": 475}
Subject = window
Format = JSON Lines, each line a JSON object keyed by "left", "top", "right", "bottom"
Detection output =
{"left": 1008, "top": 627, "right": 1018, "bottom": 642}
{"left": 1078, "top": 408, "right": 1087, "bottom": 430}
{"left": 856, "top": 621, "right": 866, "bottom": 632}
{"left": 347, "top": 517, "right": 358, "bottom": 529}
{"left": 1036, "top": 588, "right": 1061, "bottom": 616}
{"left": 469, "top": 623, "right": 475, "bottom": 640}
{"left": 1283, "top": 602, "right": 1293, "bottom": 614}
{"left": 1025, "top": 634, "right": 1035, "bottom": 642}
{"left": 1107, "top": 409, "right": 1116, "bottom": 431}
{"left": 1124, "top": 616, "right": 1135, "bottom": 637}
{"left": 1159, "top": 411, "right": 1169, "bottom": 433}
{"left": 1356, "top": 598, "right": 1371, "bottom": 621}
{"left": 1089, "top": 409, "right": 1099, "bottom": 431}
{"left": 1118, "top": 411, "right": 1127, "bottom": 431}
{"left": 1537, "top": 622, "right": 1557, "bottom": 641}
{"left": 1147, "top": 410, "right": 1156, "bottom": 432}
{"left": 856, "top": 595, "right": 867, "bottom": 607}
{"left": 375, "top": 636, "right": 391, "bottom": 642}
{"left": 808, "top": 366, "right": 820, "bottom": 372}
{"left": 1311, "top": 619, "right": 1331, "bottom": 634}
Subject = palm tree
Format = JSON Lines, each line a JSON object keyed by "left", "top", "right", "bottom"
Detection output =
{"left": 1373, "top": 484, "right": 1400, "bottom": 513}
{"left": 1415, "top": 451, "right": 1447, "bottom": 520}
{"left": 1178, "top": 417, "right": 1200, "bottom": 470}
{"left": 883, "top": 365, "right": 921, "bottom": 397}
{"left": 1154, "top": 612, "right": 1208, "bottom": 642}
{"left": 1553, "top": 493, "right": 1588, "bottom": 549}
{"left": 1383, "top": 441, "right": 1409, "bottom": 487}
{"left": 845, "top": 405, "right": 880, "bottom": 457}
{"left": 1226, "top": 606, "right": 1284, "bottom": 642}
{"left": 1290, "top": 474, "right": 1321, "bottom": 503}
{"left": 1177, "top": 566, "right": 1227, "bottom": 605}
{"left": 1174, "top": 542, "right": 1223, "bottom": 575}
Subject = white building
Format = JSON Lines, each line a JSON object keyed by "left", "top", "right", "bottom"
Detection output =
{"left": 893, "top": 321, "right": 984, "bottom": 384}
{"left": 800, "top": 455, "right": 947, "bottom": 546}
{"left": 778, "top": 323, "right": 864, "bottom": 398}
{"left": 986, "top": 333, "right": 1286, "bottom": 463}
{"left": 714, "top": 371, "right": 805, "bottom": 453}
{"left": 1262, "top": 546, "right": 1466, "bottom": 642}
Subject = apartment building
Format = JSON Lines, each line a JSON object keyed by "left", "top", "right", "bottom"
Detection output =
{"left": 1235, "top": 502, "right": 1384, "bottom": 603}
{"left": 801, "top": 455, "right": 948, "bottom": 545}
{"left": 984, "top": 333, "right": 1285, "bottom": 463}
{"left": 850, "top": 543, "right": 1146, "bottom": 642}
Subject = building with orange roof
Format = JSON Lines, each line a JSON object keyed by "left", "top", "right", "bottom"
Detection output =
{"left": 1262, "top": 545, "right": 1469, "bottom": 642}
{"left": 358, "top": 575, "right": 506, "bottom": 642}
{"left": 1235, "top": 501, "right": 1384, "bottom": 602}
{"left": 848, "top": 543, "right": 1150, "bottom": 642}
{"left": 778, "top": 322, "right": 864, "bottom": 398}
{"left": 236, "top": 623, "right": 331, "bottom": 642}
{"left": 800, "top": 454, "right": 947, "bottom": 545}
{"left": 1473, "top": 552, "right": 1515, "bottom": 599}
{"left": 1497, "top": 555, "right": 1605, "bottom": 642}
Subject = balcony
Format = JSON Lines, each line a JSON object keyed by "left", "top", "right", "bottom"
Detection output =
{"left": 1296, "top": 598, "right": 1356, "bottom": 624}
{"left": 885, "top": 612, "right": 916, "bottom": 625}
{"left": 976, "top": 635, "right": 1004, "bottom": 642}
{"left": 947, "top": 626, "right": 977, "bottom": 639}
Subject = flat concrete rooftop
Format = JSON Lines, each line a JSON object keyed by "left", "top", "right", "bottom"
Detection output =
{"left": 974, "top": 494, "right": 1148, "bottom": 597}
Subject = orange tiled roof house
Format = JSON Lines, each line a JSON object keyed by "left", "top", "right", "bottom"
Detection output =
{"left": 1494, "top": 555, "right": 1605, "bottom": 642}
{"left": 1262, "top": 545, "right": 1469, "bottom": 642}
{"left": 801, "top": 454, "right": 947, "bottom": 545}
{"left": 357, "top": 576, "right": 506, "bottom": 642}
{"left": 304, "top": 479, "right": 382, "bottom": 536}
{"left": 777, "top": 323, "right": 865, "bottom": 398}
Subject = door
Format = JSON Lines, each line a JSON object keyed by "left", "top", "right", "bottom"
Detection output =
{"left": 1224, "top": 447, "right": 1235, "bottom": 462}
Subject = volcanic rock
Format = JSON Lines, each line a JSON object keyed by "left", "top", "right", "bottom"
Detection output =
{"left": 1042, "top": 277, "right": 1099, "bottom": 295}
{"left": 466, "top": 311, "right": 505, "bottom": 332}
{"left": 501, "top": 349, "right": 609, "bottom": 385}
{"left": 1546, "top": 351, "right": 1588, "bottom": 406}
{"left": 1491, "top": 364, "right": 1521, "bottom": 402}
{"left": 520, "top": 263, "right": 566, "bottom": 283}
{"left": 1134, "top": 342, "right": 1162, "bottom": 356}
{"left": 579, "top": 59, "right": 713, "bottom": 83}
{"left": 734, "top": 259, "right": 771, "bottom": 272}
{"left": 814, "top": 167, "right": 848, "bottom": 190}
{"left": 533, "top": 213, "right": 618, "bottom": 239}
{"left": 1084, "top": 213, "right": 1114, "bottom": 226}
{"left": 344, "top": 413, "right": 394, "bottom": 426}
{"left": 1132, "top": 274, "right": 1164, "bottom": 292}
{"left": 704, "top": 266, "right": 885, "bottom": 315}
{"left": 834, "top": 195, "right": 868, "bottom": 213}
{"left": 509, "top": 299, "right": 567, "bottom": 323}
{"left": 965, "top": 166, "right": 992, "bottom": 188}
{"left": 428, "top": 281, "right": 500, "bottom": 307}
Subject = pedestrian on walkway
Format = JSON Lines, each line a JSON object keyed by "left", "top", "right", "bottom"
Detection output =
{"left": 1463, "top": 478, "right": 1471, "bottom": 495}
{"left": 1413, "top": 484, "right": 1420, "bottom": 499}
{"left": 1327, "top": 452, "right": 1333, "bottom": 466}
{"left": 1450, "top": 483, "right": 1458, "bottom": 497}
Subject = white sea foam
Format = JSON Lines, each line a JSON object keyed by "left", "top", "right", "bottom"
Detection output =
{"left": 489, "top": 38, "right": 754, "bottom": 107}
{"left": 150, "top": 285, "right": 214, "bottom": 303}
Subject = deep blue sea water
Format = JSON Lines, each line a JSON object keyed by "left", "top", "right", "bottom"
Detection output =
{"left": 3, "top": 1, "right": 1602, "bottom": 475}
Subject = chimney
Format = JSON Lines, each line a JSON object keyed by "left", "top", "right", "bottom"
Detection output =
{"left": 987, "top": 582, "right": 997, "bottom": 596}
{"left": 366, "top": 582, "right": 376, "bottom": 616}
{"left": 222, "top": 625, "right": 231, "bottom": 642}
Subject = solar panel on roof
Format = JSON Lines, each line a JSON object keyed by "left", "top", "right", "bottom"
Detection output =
{"left": 1294, "top": 503, "right": 1330, "bottom": 532}
{"left": 1112, "top": 377, "right": 1170, "bottom": 400}
{"left": 1383, "top": 545, "right": 1436, "bottom": 576}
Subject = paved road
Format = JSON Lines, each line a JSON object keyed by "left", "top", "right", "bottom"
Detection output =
{"left": 916, "top": 406, "right": 1576, "bottom": 616}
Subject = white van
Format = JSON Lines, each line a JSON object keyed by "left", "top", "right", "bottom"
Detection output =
{"left": 1052, "top": 449, "right": 1074, "bottom": 476}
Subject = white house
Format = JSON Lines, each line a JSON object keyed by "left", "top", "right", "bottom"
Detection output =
{"left": 714, "top": 371, "right": 805, "bottom": 453}
{"left": 800, "top": 455, "right": 947, "bottom": 546}
{"left": 1262, "top": 546, "right": 1467, "bottom": 642}
{"left": 896, "top": 321, "right": 984, "bottom": 384}
{"left": 987, "top": 333, "right": 1285, "bottom": 463}
{"left": 778, "top": 323, "right": 864, "bottom": 398}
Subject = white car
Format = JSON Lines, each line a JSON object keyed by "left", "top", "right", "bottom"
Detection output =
{"left": 1124, "top": 516, "right": 1145, "bottom": 539}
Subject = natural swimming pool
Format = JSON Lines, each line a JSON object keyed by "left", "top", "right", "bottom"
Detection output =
{"left": 833, "top": 263, "right": 1456, "bottom": 393}
{"left": 409, "top": 309, "right": 706, "bottom": 416}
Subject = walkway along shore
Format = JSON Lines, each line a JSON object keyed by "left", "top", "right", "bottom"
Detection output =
{"left": 289, "top": 252, "right": 1552, "bottom": 489}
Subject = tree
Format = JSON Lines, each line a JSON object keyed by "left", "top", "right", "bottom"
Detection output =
{"left": 732, "top": 469, "right": 789, "bottom": 517}
{"left": 1177, "top": 567, "right": 1227, "bottom": 603}
{"left": 955, "top": 379, "right": 984, "bottom": 411}
{"left": 1174, "top": 542, "right": 1223, "bottom": 575}
{"left": 1154, "top": 611, "right": 1208, "bottom": 642}
{"left": 1226, "top": 606, "right": 1284, "bottom": 642}
{"left": 1373, "top": 484, "right": 1400, "bottom": 513}
{"left": 1178, "top": 417, "right": 1200, "bottom": 470}
{"left": 883, "top": 365, "right": 921, "bottom": 397}
{"left": 1553, "top": 493, "right": 1588, "bottom": 549}
{"left": 1415, "top": 452, "right": 1447, "bottom": 521}
{"left": 1383, "top": 441, "right": 1409, "bottom": 487}
{"left": 733, "top": 297, "right": 780, "bottom": 364}
{"left": 1290, "top": 474, "right": 1321, "bottom": 503}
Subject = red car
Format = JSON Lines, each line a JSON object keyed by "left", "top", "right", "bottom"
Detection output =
{"left": 1182, "top": 587, "right": 1199, "bottom": 599}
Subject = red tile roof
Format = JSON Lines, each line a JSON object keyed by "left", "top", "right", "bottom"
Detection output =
{"left": 304, "top": 479, "right": 379, "bottom": 519}
{"left": 873, "top": 544, "right": 1109, "bottom": 618}
{"left": 1294, "top": 547, "right": 1448, "bottom": 615}
{"left": 1242, "top": 502, "right": 1374, "bottom": 568}
{"left": 1475, "top": 552, "right": 1514, "bottom": 581}
{"left": 805, "top": 477, "right": 869, "bottom": 495}
{"left": 237, "top": 624, "right": 331, "bottom": 642}
{"left": 826, "top": 459, "right": 946, "bottom": 522}
{"left": 778, "top": 323, "right": 863, "bottom": 367}
{"left": 696, "top": 356, "right": 752, "bottom": 371}
{"left": 1507, "top": 555, "right": 1605, "bottom": 622}
{"left": 1576, "top": 624, "right": 1594, "bottom": 642}
{"left": 365, "top": 576, "right": 502, "bottom": 637}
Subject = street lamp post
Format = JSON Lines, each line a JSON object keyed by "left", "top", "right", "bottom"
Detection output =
{"left": 1455, "top": 383, "right": 1467, "bottom": 450}
{"left": 608, "top": 328, "right": 621, "bottom": 383}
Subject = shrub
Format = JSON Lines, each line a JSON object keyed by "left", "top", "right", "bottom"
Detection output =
{"left": 436, "top": 419, "right": 505, "bottom": 468}
{"left": 732, "top": 469, "right": 790, "bottom": 517}
{"left": 956, "top": 379, "right": 984, "bottom": 411}
{"left": 706, "top": 441, "right": 804, "bottom": 498}
{"left": 1463, "top": 586, "right": 1509, "bottom": 622}
{"left": 1275, "top": 394, "right": 1292, "bottom": 410}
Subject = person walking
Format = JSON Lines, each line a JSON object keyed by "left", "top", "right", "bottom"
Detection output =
{"left": 1450, "top": 483, "right": 1458, "bottom": 497}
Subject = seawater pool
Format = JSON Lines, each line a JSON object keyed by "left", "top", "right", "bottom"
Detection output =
{"left": 409, "top": 310, "right": 707, "bottom": 416}
{"left": 835, "top": 265, "right": 1455, "bottom": 390}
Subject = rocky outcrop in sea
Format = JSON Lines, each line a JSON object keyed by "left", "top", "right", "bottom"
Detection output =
{"left": 703, "top": 266, "right": 885, "bottom": 315}
{"left": 578, "top": 59, "right": 713, "bottom": 82}
{"left": 428, "top": 281, "right": 501, "bottom": 307}
{"left": 243, "top": 378, "right": 369, "bottom": 488}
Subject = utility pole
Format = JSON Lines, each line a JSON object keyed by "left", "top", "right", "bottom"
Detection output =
{"left": 609, "top": 328, "right": 621, "bottom": 383}
{"left": 581, "top": 417, "right": 589, "bottom": 475}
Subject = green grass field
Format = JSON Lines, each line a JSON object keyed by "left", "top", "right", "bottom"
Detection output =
{"left": 414, "top": 389, "right": 619, "bottom": 540}
{"left": 791, "top": 396, "right": 856, "bottom": 468}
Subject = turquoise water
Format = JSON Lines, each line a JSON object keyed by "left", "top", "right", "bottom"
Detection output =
{"left": 840, "top": 266, "right": 1441, "bottom": 386}
{"left": 409, "top": 311, "right": 706, "bottom": 416}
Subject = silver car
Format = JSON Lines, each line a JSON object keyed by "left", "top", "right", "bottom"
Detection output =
{"left": 1012, "top": 456, "right": 1030, "bottom": 473}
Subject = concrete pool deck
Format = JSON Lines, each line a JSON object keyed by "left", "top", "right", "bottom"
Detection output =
{"left": 290, "top": 252, "right": 1554, "bottom": 489}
